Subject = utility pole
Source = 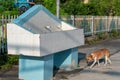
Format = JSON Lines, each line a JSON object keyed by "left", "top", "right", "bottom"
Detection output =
{"left": 56, "top": 0, "right": 60, "bottom": 18}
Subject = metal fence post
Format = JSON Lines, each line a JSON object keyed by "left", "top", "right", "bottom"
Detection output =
{"left": 8, "top": 15, "right": 11, "bottom": 23}
{"left": 11, "top": 15, "right": 13, "bottom": 22}
{"left": 116, "top": 16, "right": 118, "bottom": 31}
{"left": 1, "top": 15, "right": 4, "bottom": 53}
{"left": 106, "top": 16, "right": 108, "bottom": 32}
{"left": 71, "top": 15, "right": 75, "bottom": 26}
{"left": 91, "top": 16, "right": 94, "bottom": 35}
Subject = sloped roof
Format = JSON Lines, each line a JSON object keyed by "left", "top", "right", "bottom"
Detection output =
{"left": 13, "top": 5, "right": 61, "bottom": 34}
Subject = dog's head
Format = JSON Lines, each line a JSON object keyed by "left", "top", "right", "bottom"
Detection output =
{"left": 86, "top": 54, "right": 93, "bottom": 64}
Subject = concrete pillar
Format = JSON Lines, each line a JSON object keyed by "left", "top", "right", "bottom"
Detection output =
{"left": 19, "top": 48, "right": 78, "bottom": 80}
{"left": 54, "top": 48, "right": 78, "bottom": 70}
{"left": 19, "top": 54, "right": 53, "bottom": 80}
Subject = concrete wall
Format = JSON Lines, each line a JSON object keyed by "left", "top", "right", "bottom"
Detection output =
{"left": 40, "top": 29, "right": 84, "bottom": 56}
{"left": 61, "top": 21, "right": 76, "bottom": 30}
{"left": 7, "top": 23, "right": 84, "bottom": 57}
{"left": 7, "top": 5, "right": 85, "bottom": 57}
{"left": 7, "top": 23, "right": 40, "bottom": 56}
{"left": 19, "top": 47, "right": 78, "bottom": 80}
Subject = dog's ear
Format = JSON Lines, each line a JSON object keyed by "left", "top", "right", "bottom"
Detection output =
{"left": 90, "top": 53, "right": 94, "bottom": 58}
{"left": 86, "top": 54, "right": 92, "bottom": 58}
{"left": 90, "top": 53, "right": 96, "bottom": 58}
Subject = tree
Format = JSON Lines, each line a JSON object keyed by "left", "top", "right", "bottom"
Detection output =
{"left": 1, "top": 0, "right": 120, "bottom": 16}
{"left": 0, "top": 6, "right": 4, "bottom": 13}
{"left": 0, "top": 0, "right": 18, "bottom": 15}
{"left": 34, "top": 0, "right": 44, "bottom": 4}
{"left": 43, "top": 0, "right": 56, "bottom": 14}
{"left": 62, "top": 0, "right": 81, "bottom": 15}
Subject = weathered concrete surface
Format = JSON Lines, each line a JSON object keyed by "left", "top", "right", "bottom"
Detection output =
{"left": 0, "top": 65, "right": 18, "bottom": 80}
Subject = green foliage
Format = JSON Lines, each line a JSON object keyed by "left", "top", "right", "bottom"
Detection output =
{"left": 0, "top": 0, "right": 18, "bottom": 15}
{"left": 85, "top": 36, "right": 99, "bottom": 45}
{"left": 0, "top": 63, "right": 11, "bottom": 70}
{"left": 43, "top": 0, "right": 56, "bottom": 15}
{"left": 60, "top": 0, "right": 120, "bottom": 16}
{"left": 7, "top": 55, "right": 18, "bottom": 65}
{"left": 0, "top": 5, "right": 4, "bottom": 12}
{"left": 85, "top": 30, "right": 120, "bottom": 45}
{"left": 97, "top": 32, "right": 108, "bottom": 40}
{"left": 35, "top": 0, "right": 44, "bottom": 4}
{"left": 109, "top": 30, "right": 120, "bottom": 38}
{"left": 0, "top": 54, "right": 8, "bottom": 66}
{"left": 61, "top": 0, "right": 81, "bottom": 15}
{"left": 0, "top": 55, "right": 18, "bottom": 70}
{"left": 1, "top": 0, "right": 120, "bottom": 16}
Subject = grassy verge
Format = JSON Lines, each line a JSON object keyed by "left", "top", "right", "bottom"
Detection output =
{"left": 85, "top": 30, "right": 120, "bottom": 45}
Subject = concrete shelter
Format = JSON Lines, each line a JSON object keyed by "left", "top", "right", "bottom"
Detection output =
{"left": 7, "top": 5, "right": 84, "bottom": 80}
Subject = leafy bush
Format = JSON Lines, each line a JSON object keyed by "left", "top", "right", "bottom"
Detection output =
{"left": 0, "top": 55, "right": 18, "bottom": 70}
{"left": 0, "top": 63, "right": 12, "bottom": 70}
{"left": 0, "top": 54, "right": 8, "bottom": 66}
{"left": 97, "top": 32, "right": 108, "bottom": 40}
{"left": 7, "top": 55, "right": 18, "bottom": 65}
{"left": 109, "top": 30, "right": 120, "bottom": 38}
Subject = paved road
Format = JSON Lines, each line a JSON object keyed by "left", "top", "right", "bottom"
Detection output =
{"left": 53, "top": 38, "right": 120, "bottom": 80}
{"left": 78, "top": 38, "right": 120, "bottom": 68}
{"left": 67, "top": 38, "right": 120, "bottom": 80}
{"left": 0, "top": 65, "right": 18, "bottom": 80}
{"left": 68, "top": 52, "right": 120, "bottom": 80}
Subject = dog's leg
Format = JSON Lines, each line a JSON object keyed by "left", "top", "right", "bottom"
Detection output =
{"left": 97, "top": 60, "right": 100, "bottom": 66}
{"left": 107, "top": 58, "right": 112, "bottom": 64}
{"left": 104, "top": 56, "right": 108, "bottom": 66}
{"left": 90, "top": 58, "right": 97, "bottom": 68}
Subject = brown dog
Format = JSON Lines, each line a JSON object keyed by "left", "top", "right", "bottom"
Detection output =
{"left": 86, "top": 48, "right": 111, "bottom": 68}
